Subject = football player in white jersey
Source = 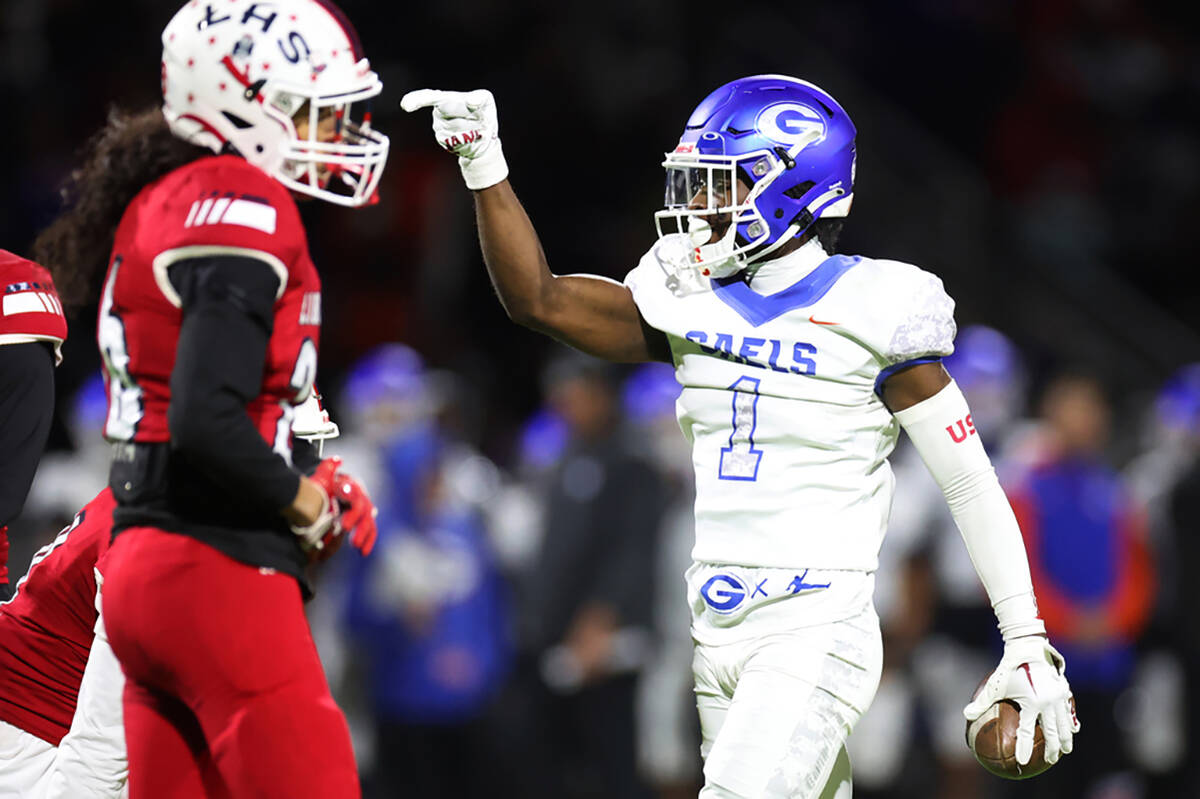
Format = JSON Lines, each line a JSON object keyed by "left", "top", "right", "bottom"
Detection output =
{"left": 403, "top": 76, "right": 1079, "bottom": 798}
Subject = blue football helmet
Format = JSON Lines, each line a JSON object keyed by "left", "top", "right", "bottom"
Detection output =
{"left": 517, "top": 408, "right": 568, "bottom": 471}
{"left": 944, "top": 325, "right": 1027, "bottom": 432}
{"left": 655, "top": 75, "right": 856, "bottom": 288}
{"left": 1155, "top": 362, "right": 1200, "bottom": 436}
{"left": 71, "top": 372, "right": 109, "bottom": 447}
{"left": 943, "top": 326, "right": 1024, "bottom": 392}
{"left": 340, "top": 343, "right": 434, "bottom": 437}
{"left": 621, "top": 363, "right": 680, "bottom": 426}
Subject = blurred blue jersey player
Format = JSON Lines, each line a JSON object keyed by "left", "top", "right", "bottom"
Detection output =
{"left": 405, "top": 75, "right": 1079, "bottom": 797}
{"left": 337, "top": 345, "right": 512, "bottom": 798}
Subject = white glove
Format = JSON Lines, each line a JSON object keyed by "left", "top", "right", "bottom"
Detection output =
{"left": 400, "top": 88, "right": 509, "bottom": 190}
{"left": 964, "top": 635, "right": 1079, "bottom": 766}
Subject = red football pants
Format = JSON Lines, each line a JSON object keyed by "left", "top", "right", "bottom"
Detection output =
{"left": 102, "top": 527, "right": 359, "bottom": 798}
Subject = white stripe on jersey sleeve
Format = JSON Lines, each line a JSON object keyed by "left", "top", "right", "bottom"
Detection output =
{"left": 206, "top": 198, "right": 233, "bottom": 225}
{"left": 220, "top": 199, "right": 277, "bottom": 234}
{"left": 192, "top": 199, "right": 214, "bottom": 228}
{"left": 2, "top": 292, "right": 49, "bottom": 316}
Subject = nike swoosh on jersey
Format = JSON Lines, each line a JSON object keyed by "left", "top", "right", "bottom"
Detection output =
{"left": 808, "top": 315, "right": 839, "bottom": 325}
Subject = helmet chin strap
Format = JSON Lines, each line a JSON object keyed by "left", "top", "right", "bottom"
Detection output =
{"left": 738, "top": 135, "right": 848, "bottom": 279}
{"left": 742, "top": 184, "right": 850, "bottom": 280}
{"left": 741, "top": 221, "right": 803, "bottom": 281}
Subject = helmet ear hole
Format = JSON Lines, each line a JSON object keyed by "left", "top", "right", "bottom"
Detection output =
{"left": 222, "top": 111, "right": 253, "bottom": 130}
{"left": 783, "top": 181, "right": 816, "bottom": 200}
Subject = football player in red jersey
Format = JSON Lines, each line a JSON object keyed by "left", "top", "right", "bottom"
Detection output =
{"left": 0, "top": 489, "right": 120, "bottom": 797}
{"left": 27, "top": 1, "right": 387, "bottom": 796}
{"left": 0, "top": 397, "right": 342, "bottom": 799}
{"left": 0, "top": 250, "right": 67, "bottom": 604}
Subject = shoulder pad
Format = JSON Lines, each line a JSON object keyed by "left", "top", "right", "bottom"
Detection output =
{"left": 881, "top": 264, "right": 956, "bottom": 365}
{"left": 142, "top": 155, "right": 306, "bottom": 273}
{"left": 0, "top": 250, "right": 67, "bottom": 363}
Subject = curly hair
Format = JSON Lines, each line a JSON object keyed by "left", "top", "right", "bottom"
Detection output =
{"left": 31, "top": 108, "right": 209, "bottom": 313}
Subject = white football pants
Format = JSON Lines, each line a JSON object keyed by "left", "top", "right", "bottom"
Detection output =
{"left": 0, "top": 719, "right": 55, "bottom": 798}
{"left": 694, "top": 606, "right": 882, "bottom": 798}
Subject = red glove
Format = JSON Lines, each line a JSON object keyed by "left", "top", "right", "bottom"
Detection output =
{"left": 293, "top": 458, "right": 344, "bottom": 562}
{"left": 292, "top": 458, "right": 377, "bottom": 562}
{"left": 331, "top": 472, "right": 378, "bottom": 557}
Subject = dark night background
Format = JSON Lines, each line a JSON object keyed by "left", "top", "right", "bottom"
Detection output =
{"left": 2, "top": 0, "right": 1197, "bottom": 462}
{"left": 3, "top": 2, "right": 1200, "bottom": 798}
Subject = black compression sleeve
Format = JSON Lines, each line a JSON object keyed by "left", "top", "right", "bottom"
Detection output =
{"left": 292, "top": 437, "right": 322, "bottom": 476}
{"left": 167, "top": 256, "right": 300, "bottom": 512}
{"left": 0, "top": 342, "right": 55, "bottom": 526}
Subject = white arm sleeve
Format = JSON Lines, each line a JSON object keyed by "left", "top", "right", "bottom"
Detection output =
{"left": 893, "top": 380, "right": 1045, "bottom": 641}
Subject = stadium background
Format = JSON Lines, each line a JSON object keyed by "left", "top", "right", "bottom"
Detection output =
{"left": 1, "top": 1, "right": 1197, "bottom": 797}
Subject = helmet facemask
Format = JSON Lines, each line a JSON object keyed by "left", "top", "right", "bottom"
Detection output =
{"left": 264, "top": 73, "right": 388, "bottom": 207}
{"left": 653, "top": 148, "right": 786, "bottom": 293}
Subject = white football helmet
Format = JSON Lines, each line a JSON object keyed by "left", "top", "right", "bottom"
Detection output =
{"left": 161, "top": 0, "right": 389, "bottom": 207}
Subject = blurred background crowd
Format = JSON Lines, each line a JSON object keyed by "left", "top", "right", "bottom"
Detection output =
{"left": 1, "top": 0, "right": 1197, "bottom": 797}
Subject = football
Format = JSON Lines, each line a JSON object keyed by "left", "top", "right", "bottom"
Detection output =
{"left": 965, "top": 682, "right": 1074, "bottom": 780}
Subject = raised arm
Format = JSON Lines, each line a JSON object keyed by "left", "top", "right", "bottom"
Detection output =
{"left": 402, "top": 89, "right": 669, "bottom": 364}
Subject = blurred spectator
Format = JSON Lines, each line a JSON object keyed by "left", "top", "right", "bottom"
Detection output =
{"left": 1007, "top": 371, "right": 1155, "bottom": 799}
{"left": 1166, "top": 450, "right": 1200, "bottom": 799}
{"left": 1126, "top": 364, "right": 1200, "bottom": 609}
{"left": 25, "top": 372, "right": 111, "bottom": 522}
{"left": 1128, "top": 364, "right": 1200, "bottom": 798}
{"left": 324, "top": 344, "right": 514, "bottom": 799}
{"left": 623, "top": 362, "right": 704, "bottom": 799}
{"left": 1, "top": 2, "right": 1197, "bottom": 795}
{"left": 495, "top": 353, "right": 662, "bottom": 799}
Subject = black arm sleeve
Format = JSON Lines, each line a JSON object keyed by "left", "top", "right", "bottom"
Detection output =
{"left": 0, "top": 342, "right": 55, "bottom": 526}
{"left": 166, "top": 256, "right": 300, "bottom": 512}
{"left": 292, "top": 437, "right": 322, "bottom": 476}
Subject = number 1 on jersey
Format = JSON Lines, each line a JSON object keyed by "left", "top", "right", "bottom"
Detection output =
{"left": 719, "top": 376, "right": 763, "bottom": 481}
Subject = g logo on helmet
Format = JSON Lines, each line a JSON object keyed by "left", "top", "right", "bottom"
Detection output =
{"left": 700, "top": 574, "right": 747, "bottom": 613}
{"left": 756, "top": 102, "right": 827, "bottom": 148}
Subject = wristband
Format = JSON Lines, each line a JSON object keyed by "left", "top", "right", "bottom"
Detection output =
{"left": 459, "top": 140, "right": 508, "bottom": 190}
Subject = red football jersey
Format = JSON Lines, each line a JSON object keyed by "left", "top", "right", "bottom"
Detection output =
{"left": 0, "top": 249, "right": 67, "bottom": 364}
{"left": 0, "top": 489, "right": 114, "bottom": 745}
{"left": 97, "top": 154, "right": 320, "bottom": 458}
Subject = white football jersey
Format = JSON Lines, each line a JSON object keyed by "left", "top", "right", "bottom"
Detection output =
{"left": 625, "top": 237, "right": 956, "bottom": 572}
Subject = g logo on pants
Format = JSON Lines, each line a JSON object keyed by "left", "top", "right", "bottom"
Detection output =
{"left": 701, "top": 574, "right": 747, "bottom": 613}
